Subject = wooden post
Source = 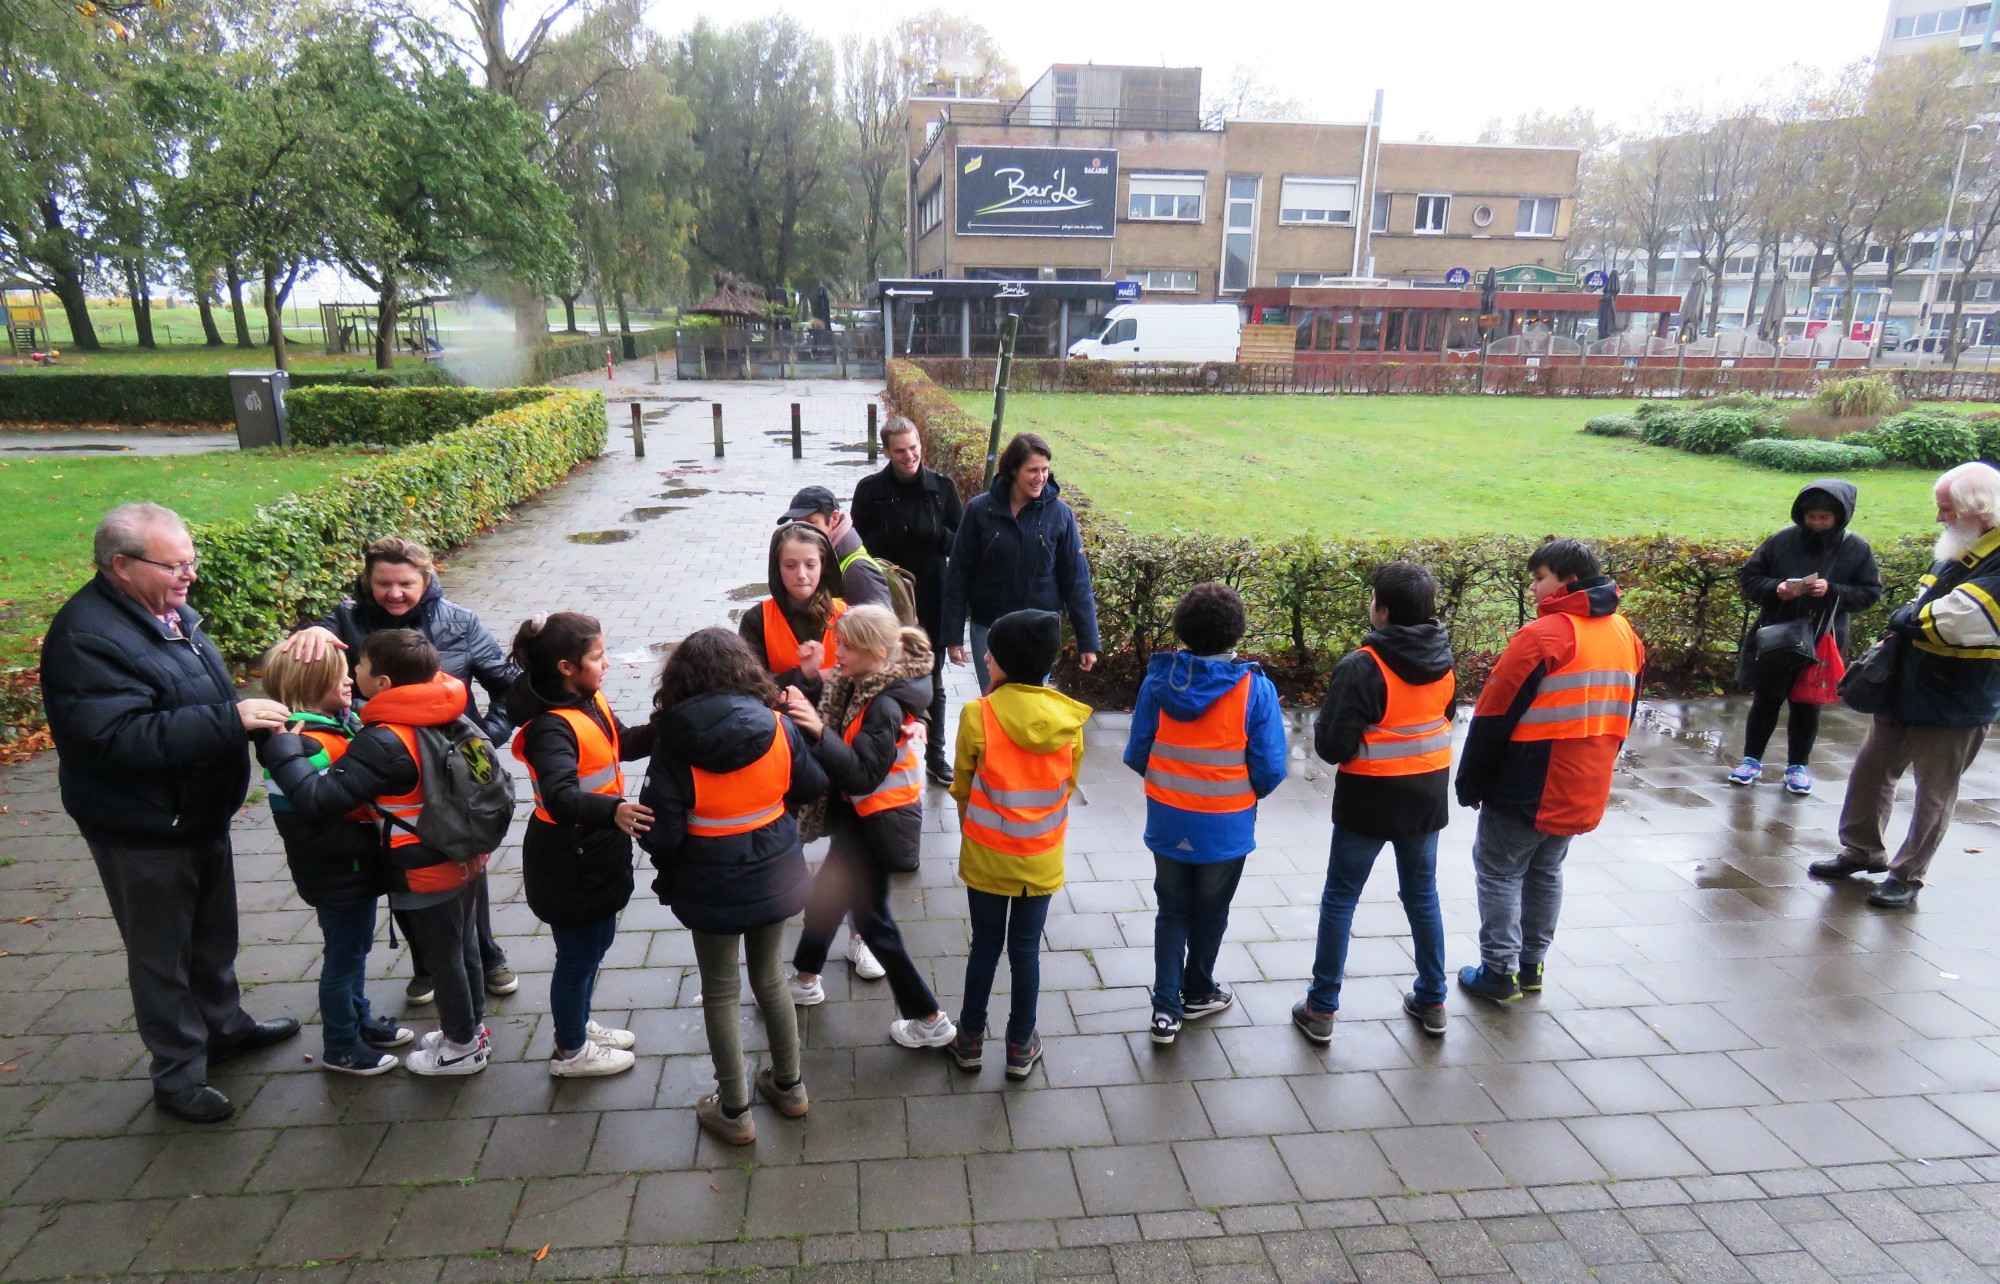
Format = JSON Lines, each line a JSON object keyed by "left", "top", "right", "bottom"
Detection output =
{"left": 712, "top": 403, "right": 724, "bottom": 457}
{"left": 630, "top": 403, "right": 645, "bottom": 458}
{"left": 867, "top": 403, "right": 878, "bottom": 462}
{"left": 791, "top": 402, "right": 802, "bottom": 459}
{"left": 984, "top": 312, "right": 1021, "bottom": 487}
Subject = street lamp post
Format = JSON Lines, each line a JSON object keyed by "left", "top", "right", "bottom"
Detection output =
{"left": 1921, "top": 123, "right": 1981, "bottom": 367}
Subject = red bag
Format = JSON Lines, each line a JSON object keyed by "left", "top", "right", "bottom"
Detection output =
{"left": 1790, "top": 631, "right": 1847, "bottom": 704}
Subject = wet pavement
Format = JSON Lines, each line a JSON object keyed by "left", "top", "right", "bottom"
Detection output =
{"left": 0, "top": 429, "right": 237, "bottom": 456}
{"left": 3, "top": 372, "right": 2000, "bottom": 1280}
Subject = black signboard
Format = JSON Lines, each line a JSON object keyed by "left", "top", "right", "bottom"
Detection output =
{"left": 955, "top": 145, "right": 1118, "bottom": 238}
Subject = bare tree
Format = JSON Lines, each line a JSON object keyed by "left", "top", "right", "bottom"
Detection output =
{"left": 1480, "top": 108, "right": 1619, "bottom": 273}
{"left": 1200, "top": 62, "right": 1308, "bottom": 129}
{"left": 841, "top": 34, "right": 906, "bottom": 284}
{"left": 1605, "top": 130, "right": 1687, "bottom": 293}
{"left": 1674, "top": 106, "right": 1770, "bottom": 333}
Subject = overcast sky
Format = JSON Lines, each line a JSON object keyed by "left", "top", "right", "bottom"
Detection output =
{"left": 648, "top": 0, "right": 1892, "bottom": 141}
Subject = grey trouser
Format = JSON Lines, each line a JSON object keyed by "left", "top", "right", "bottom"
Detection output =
{"left": 1837, "top": 715, "right": 1989, "bottom": 886}
{"left": 692, "top": 922, "right": 800, "bottom": 1110}
{"left": 1471, "top": 808, "right": 1573, "bottom": 977}
{"left": 87, "top": 836, "right": 256, "bottom": 1093}
{"left": 399, "top": 882, "right": 485, "bottom": 1044}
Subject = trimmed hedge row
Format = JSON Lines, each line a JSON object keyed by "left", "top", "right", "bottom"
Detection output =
{"left": 530, "top": 327, "right": 674, "bottom": 382}
{"left": 884, "top": 359, "right": 1933, "bottom": 696}
{"left": 186, "top": 387, "right": 606, "bottom": 658}
{"left": 286, "top": 386, "right": 554, "bottom": 447}
{"left": 1731, "top": 439, "right": 1887, "bottom": 472}
{"left": 0, "top": 367, "right": 457, "bottom": 426}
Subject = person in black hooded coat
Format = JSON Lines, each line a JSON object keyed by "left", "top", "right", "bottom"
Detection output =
{"left": 1731, "top": 479, "right": 1883, "bottom": 792}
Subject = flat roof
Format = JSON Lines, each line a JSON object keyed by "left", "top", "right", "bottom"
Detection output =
{"left": 875, "top": 278, "right": 1120, "bottom": 302}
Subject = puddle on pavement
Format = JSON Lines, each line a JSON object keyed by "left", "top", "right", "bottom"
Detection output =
{"left": 613, "top": 641, "right": 676, "bottom": 665}
{"left": 568, "top": 530, "right": 635, "bottom": 544}
{"left": 656, "top": 487, "right": 709, "bottom": 499}
{"left": 667, "top": 395, "right": 703, "bottom": 403}
{"left": 725, "top": 582, "right": 766, "bottom": 601}
{"left": 831, "top": 441, "right": 875, "bottom": 453}
{"left": 728, "top": 608, "right": 745, "bottom": 623}
{"left": 828, "top": 459, "right": 870, "bottom": 467}
{"left": 719, "top": 489, "right": 764, "bottom": 496}
{"left": 4, "top": 443, "right": 133, "bottom": 452}
{"left": 623, "top": 506, "right": 683, "bottom": 521}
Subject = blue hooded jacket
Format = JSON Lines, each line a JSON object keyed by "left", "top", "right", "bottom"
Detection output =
{"left": 1122, "top": 652, "right": 1288, "bottom": 863}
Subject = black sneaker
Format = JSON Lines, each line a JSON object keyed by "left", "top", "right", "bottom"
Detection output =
{"left": 949, "top": 1026, "right": 983, "bottom": 1073}
{"left": 1402, "top": 992, "right": 1447, "bottom": 1036}
{"left": 1290, "top": 1000, "right": 1334, "bottom": 1045}
{"left": 926, "top": 760, "right": 954, "bottom": 787}
{"left": 1181, "top": 988, "right": 1234, "bottom": 1021}
{"left": 1867, "top": 876, "right": 1921, "bottom": 909}
{"left": 1005, "top": 1032, "right": 1043, "bottom": 1081}
{"left": 1516, "top": 961, "right": 1545, "bottom": 993}
{"left": 1149, "top": 1010, "right": 1182, "bottom": 1045}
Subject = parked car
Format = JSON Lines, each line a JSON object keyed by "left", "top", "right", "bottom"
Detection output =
{"left": 1899, "top": 334, "right": 1949, "bottom": 353}
{"left": 1067, "top": 303, "right": 1243, "bottom": 362}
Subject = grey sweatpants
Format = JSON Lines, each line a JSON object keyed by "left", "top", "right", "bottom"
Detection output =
{"left": 1471, "top": 808, "right": 1573, "bottom": 977}
{"left": 692, "top": 921, "right": 800, "bottom": 1109}
{"left": 1837, "top": 715, "right": 1989, "bottom": 886}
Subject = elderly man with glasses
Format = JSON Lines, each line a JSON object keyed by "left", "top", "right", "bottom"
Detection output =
{"left": 40, "top": 503, "right": 298, "bottom": 1123}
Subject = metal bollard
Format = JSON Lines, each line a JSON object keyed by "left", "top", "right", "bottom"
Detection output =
{"left": 712, "top": 403, "right": 724, "bottom": 457}
{"left": 791, "top": 403, "right": 802, "bottom": 460}
{"left": 630, "top": 403, "right": 645, "bottom": 458}
{"left": 867, "top": 403, "right": 878, "bottom": 462}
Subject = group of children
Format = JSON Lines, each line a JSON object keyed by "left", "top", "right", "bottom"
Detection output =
{"left": 256, "top": 517, "right": 1642, "bottom": 1146}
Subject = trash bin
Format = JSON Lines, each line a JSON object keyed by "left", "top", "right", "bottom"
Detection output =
{"left": 228, "top": 369, "right": 290, "bottom": 448}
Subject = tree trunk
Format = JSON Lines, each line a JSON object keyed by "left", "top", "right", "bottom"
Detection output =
{"left": 124, "top": 258, "right": 156, "bottom": 349}
{"left": 592, "top": 288, "right": 609, "bottom": 339}
{"left": 226, "top": 260, "right": 254, "bottom": 348}
{"left": 614, "top": 288, "right": 635, "bottom": 360}
{"left": 562, "top": 293, "right": 580, "bottom": 333}
{"left": 262, "top": 266, "right": 289, "bottom": 372}
{"left": 36, "top": 197, "right": 99, "bottom": 350}
{"left": 511, "top": 281, "right": 547, "bottom": 349}
{"left": 195, "top": 274, "right": 224, "bottom": 347}
{"left": 374, "top": 274, "right": 399, "bottom": 370}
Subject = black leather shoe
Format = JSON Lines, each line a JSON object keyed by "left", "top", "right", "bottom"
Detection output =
{"left": 926, "top": 761, "right": 954, "bottom": 787}
{"left": 1867, "top": 876, "right": 1921, "bottom": 909}
{"left": 1807, "top": 854, "right": 1887, "bottom": 880}
{"left": 209, "top": 1016, "right": 301, "bottom": 1063}
{"left": 154, "top": 1083, "right": 234, "bottom": 1124}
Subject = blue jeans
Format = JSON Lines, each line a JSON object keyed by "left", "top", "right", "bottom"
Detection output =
{"left": 1151, "top": 854, "right": 1245, "bottom": 1018}
{"left": 549, "top": 915, "right": 618, "bottom": 1054}
{"left": 315, "top": 901, "right": 379, "bottom": 1058}
{"left": 959, "top": 889, "right": 1051, "bottom": 1046}
{"left": 1308, "top": 826, "right": 1446, "bottom": 1013}
{"left": 1471, "top": 809, "right": 1571, "bottom": 976}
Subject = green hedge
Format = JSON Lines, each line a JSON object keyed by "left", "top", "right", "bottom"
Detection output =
{"left": 1676, "top": 407, "right": 1779, "bottom": 455}
{"left": 1732, "top": 438, "right": 1888, "bottom": 472}
{"left": 884, "top": 359, "right": 1933, "bottom": 696}
{"left": 286, "top": 386, "right": 554, "bottom": 447}
{"left": 186, "top": 387, "right": 605, "bottom": 657}
{"left": 1848, "top": 410, "right": 1981, "bottom": 470}
{"left": 0, "top": 367, "right": 457, "bottom": 426}
{"left": 1582, "top": 414, "right": 1637, "bottom": 437}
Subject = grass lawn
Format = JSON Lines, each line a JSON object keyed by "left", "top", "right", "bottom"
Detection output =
{"left": 0, "top": 449, "right": 377, "bottom": 668}
{"left": 2, "top": 341, "right": 378, "bottom": 376}
{"left": 955, "top": 393, "right": 1946, "bottom": 540}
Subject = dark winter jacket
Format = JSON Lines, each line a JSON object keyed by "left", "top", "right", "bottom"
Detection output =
{"left": 801, "top": 628, "right": 935, "bottom": 871}
{"left": 638, "top": 692, "right": 827, "bottom": 935}
{"left": 1737, "top": 479, "right": 1883, "bottom": 686}
{"left": 313, "top": 577, "right": 517, "bottom": 742}
{"left": 824, "top": 514, "right": 891, "bottom": 611}
{"left": 41, "top": 575, "right": 249, "bottom": 847}
{"left": 851, "top": 464, "right": 964, "bottom": 633}
{"left": 505, "top": 678, "right": 658, "bottom": 927}
{"left": 941, "top": 476, "right": 1101, "bottom": 653}
{"left": 1317, "top": 622, "right": 1459, "bottom": 841}
{"left": 1122, "top": 653, "right": 1288, "bottom": 862}
{"left": 265, "top": 710, "right": 383, "bottom": 908}
{"left": 1884, "top": 525, "right": 2000, "bottom": 728}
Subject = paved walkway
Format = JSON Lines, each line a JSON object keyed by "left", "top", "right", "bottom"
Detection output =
{"left": 3, "top": 373, "right": 2000, "bottom": 1281}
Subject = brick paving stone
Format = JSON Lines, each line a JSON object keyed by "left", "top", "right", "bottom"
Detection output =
{"left": 502, "top": 1173, "right": 638, "bottom": 1250}
{"left": 3, "top": 1197, "right": 169, "bottom": 1279}
{"left": 260, "top": 1186, "right": 409, "bottom": 1266}
{"left": 1694, "top": 1202, "right": 1801, "bottom": 1255}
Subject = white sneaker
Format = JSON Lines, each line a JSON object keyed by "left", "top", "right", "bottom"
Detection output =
{"left": 585, "top": 1020, "right": 636, "bottom": 1050}
{"left": 849, "top": 935, "right": 886, "bottom": 980}
{"left": 417, "top": 1023, "right": 490, "bottom": 1053}
{"left": 405, "top": 1035, "right": 488, "bottom": 1076}
{"left": 789, "top": 973, "right": 825, "bottom": 1006}
{"left": 550, "top": 1040, "right": 636, "bottom": 1077}
{"left": 889, "top": 1013, "right": 957, "bottom": 1048}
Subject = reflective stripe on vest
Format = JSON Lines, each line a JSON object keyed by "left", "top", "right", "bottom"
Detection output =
{"left": 510, "top": 692, "right": 625, "bottom": 825}
{"left": 1144, "top": 672, "right": 1254, "bottom": 814}
{"left": 1341, "top": 648, "right": 1456, "bottom": 778}
{"left": 843, "top": 700, "right": 922, "bottom": 816}
{"left": 760, "top": 597, "right": 845, "bottom": 675}
{"left": 376, "top": 724, "right": 427, "bottom": 848}
{"left": 1509, "top": 615, "right": 1644, "bottom": 743}
{"left": 963, "top": 699, "right": 1073, "bottom": 856}
{"left": 687, "top": 712, "right": 793, "bottom": 836}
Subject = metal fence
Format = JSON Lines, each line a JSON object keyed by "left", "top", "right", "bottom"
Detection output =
{"left": 673, "top": 328, "right": 884, "bottom": 380}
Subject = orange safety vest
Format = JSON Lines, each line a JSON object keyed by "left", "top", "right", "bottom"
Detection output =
{"left": 1510, "top": 613, "right": 1643, "bottom": 742}
{"left": 964, "top": 700, "right": 1073, "bottom": 856}
{"left": 510, "top": 692, "right": 625, "bottom": 825}
{"left": 760, "top": 597, "right": 845, "bottom": 675}
{"left": 295, "top": 726, "right": 376, "bottom": 823}
{"left": 1143, "top": 672, "right": 1256, "bottom": 814}
{"left": 844, "top": 700, "right": 922, "bottom": 816}
{"left": 374, "top": 724, "right": 482, "bottom": 895}
{"left": 686, "top": 710, "right": 793, "bottom": 837}
{"left": 1341, "top": 648, "right": 1456, "bottom": 777}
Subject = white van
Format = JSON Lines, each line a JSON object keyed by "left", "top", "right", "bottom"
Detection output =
{"left": 1067, "top": 303, "right": 1242, "bottom": 362}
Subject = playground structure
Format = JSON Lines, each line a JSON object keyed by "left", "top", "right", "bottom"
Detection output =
{"left": 4, "top": 278, "right": 50, "bottom": 357}
{"left": 318, "top": 299, "right": 442, "bottom": 359}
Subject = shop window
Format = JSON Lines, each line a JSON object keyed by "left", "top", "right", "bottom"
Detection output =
{"left": 1128, "top": 173, "right": 1205, "bottom": 222}
{"left": 1414, "top": 194, "right": 1450, "bottom": 235}
{"left": 1356, "top": 308, "right": 1383, "bottom": 350}
{"left": 1279, "top": 177, "right": 1357, "bottom": 225}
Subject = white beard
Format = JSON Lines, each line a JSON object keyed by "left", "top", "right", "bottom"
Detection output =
{"left": 1935, "top": 521, "right": 1989, "bottom": 562}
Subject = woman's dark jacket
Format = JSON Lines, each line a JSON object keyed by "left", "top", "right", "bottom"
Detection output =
{"left": 313, "top": 576, "right": 517, "bottom": 741}
{"left": 638, "top": 692, "right": 827, "bottom": 935}
{"left": 1316, "top": 621, "right": 1459, "bottom": 841}
{"left": 1737, "top": 479, "right": 1884, "bottom": 685}
{"left": 851, "top": 463, "right": 964, "bottom": 634}
{"left": 941, "top": 476, "right": 1101, "bottom": 653}
{"left": 506, "top": 679, "right": 658, "bottom": 927}
{"left": 265, "top": 710, "right": 383, "bottom": 907}
{"left": 41, "top": 575, "right": 249, "bottom": 847}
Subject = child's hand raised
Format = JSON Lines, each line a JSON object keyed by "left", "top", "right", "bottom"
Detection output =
{"left": 781, "top": 686, "right": 824, "bottom": 736}
{"left": 615, "top": 801, "right": 653, "bottom": 837}
{"left": 796, "top": 640, "right": 824, "bottom": 681}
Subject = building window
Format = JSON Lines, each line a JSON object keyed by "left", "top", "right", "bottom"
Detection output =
{"left": 1895, "top": 15, "right": 1915, "bottom": 36}
{"left": 1979, "top": 279, "right": 1995, "bottom": 300}
{"left": 1222, "top": 176, "right": 1259, "bottom": 293}
{"left": 1371, "top": 193, "right": 1390, "bottom": 233}
{"left": 1054, "top": 68, "right": 1078, "bottom": 125}
{"left": 1865, "top": 243, "right": 1888, "bottom": 264}
{"left": 918, "top": 183, "right": 944, "bottom": 236}
{"left": 1515, "top": 197, "right": 1558, "bottom": 238}
{"left": 1973, "top": 4, "right": 1994, "bottom": 29}
{"left": 1127, "top": 173, "right": 1204, "bottom": 222}
{"left": 924, "top": 120, "right": 941, "bottom": 147}
{"left": 1414, "top": 194, "right": 1450, "bottom": 235}
{"left": 1136, "top": 269, "right": 1197, "bottom": 292}
{"left": 1276, "top": 271, "right": 1348, "bottom": 286}
{"left": 1723, "top": 254, "right": 1758, "bottom": 275}
{"left": 1790, "top": 254, "right": 1816, "bottom": 274}
{"left": 1278, "top": 177, "right": 1356, "bottom": 225}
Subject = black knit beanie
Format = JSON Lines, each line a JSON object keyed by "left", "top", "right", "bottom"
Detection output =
{"left": 986, "top": 609, "right": 1062, "bottom": 686}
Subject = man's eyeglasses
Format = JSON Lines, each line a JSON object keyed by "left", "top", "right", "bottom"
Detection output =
{"left": 130, "top": 555, "right": 201, "bottom": 577}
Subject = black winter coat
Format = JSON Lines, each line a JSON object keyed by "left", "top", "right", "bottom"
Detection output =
{"left": 265, "top": 711, "right": 383, "bottom": 908}
{"left": 505, "top": 678, "right": 657, "bottom": 926}
{"left": 638, "top": 692, "right": 827, "bottom": 935}
{"left": 41, "top": 575, "right": 249, "bottom": 846}
{"left": 313, "top": 577, "right": 518, "bottom": 742}
{"left": 1737, "top": 479, "right": 1883, "bottom": 687}
{"left": 941, "top": 476, "right": 1100, "bottom": 652}
{"left": 1316, "top": 621, "right": 1459, "bottom": 841}
{"left": 808, "top": 657, "right": 933, "bottom": 871}
{"left": 851, "top": 464, "right": 963, "bottom": 633}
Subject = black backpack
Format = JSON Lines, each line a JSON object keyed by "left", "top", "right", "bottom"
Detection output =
{"left": 379, "top": 716, "right": 515, "bottom": 862}
{"left": 841, "top": 546, "right": 921, "bottom": 628}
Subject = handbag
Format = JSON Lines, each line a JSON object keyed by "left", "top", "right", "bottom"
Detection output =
{"left": 1837, "top": 632, "right": 1902, "bottom": 714}
{"left": 1790, "top": 630, "right": 1848, "bottom": 705}
{"left": 1752, "top": 616, "right": 1820, "bottom": 679}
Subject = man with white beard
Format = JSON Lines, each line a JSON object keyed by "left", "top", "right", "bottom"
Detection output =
{"left": 1810, "top": 461, "right": 2000, "bottom": 908}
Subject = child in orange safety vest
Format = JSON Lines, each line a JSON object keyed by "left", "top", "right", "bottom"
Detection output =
{"left": 1293, "top": 563, "right": 1458, "bottom": 1046}
{"left": 505, "top": 612, "right": 657, "bottom": 1079}
{"left": 946, "top": 610, "right": 1090, "bottom": 1082}
{"left": 740, "top": 522, "right": 848, "bottom": 699}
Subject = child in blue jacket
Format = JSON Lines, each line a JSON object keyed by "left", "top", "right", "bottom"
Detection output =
{"left": 1122, "top": 582, "right": 1287, "bottom": 1045}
